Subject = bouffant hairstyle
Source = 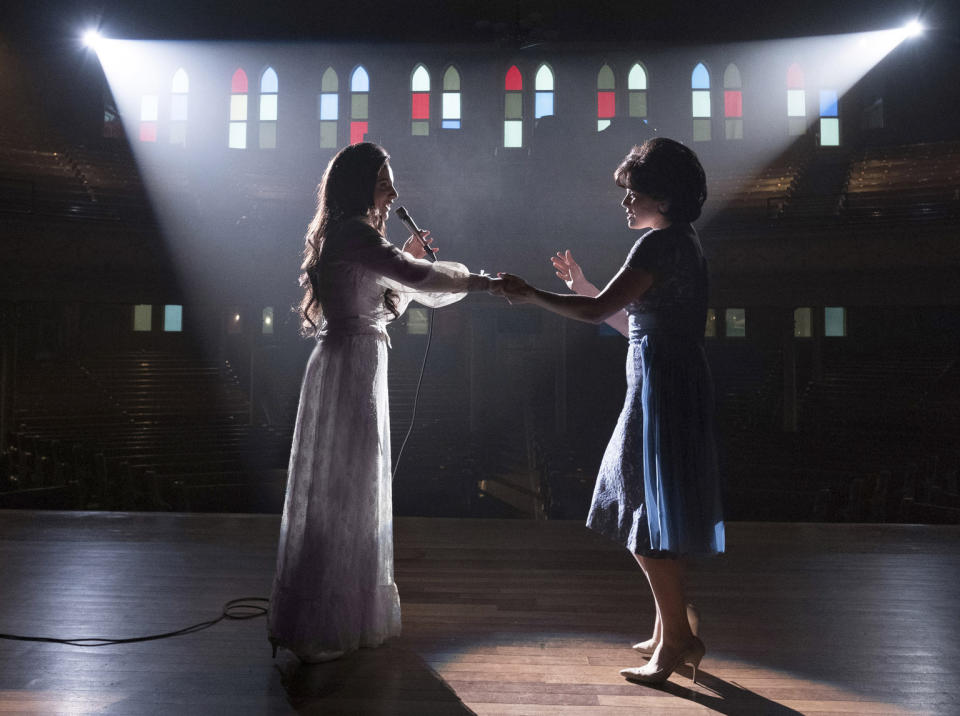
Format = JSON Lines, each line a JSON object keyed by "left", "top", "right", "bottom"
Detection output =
{"left": 614, "top": 138, "right": 707, "bottom": 223}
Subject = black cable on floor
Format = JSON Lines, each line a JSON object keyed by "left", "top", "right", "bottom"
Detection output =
{"left": 0, "top": 597, "right": 268, "bottom": 647}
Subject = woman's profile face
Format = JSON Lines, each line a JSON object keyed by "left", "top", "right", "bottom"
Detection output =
{"left": 372, "top": 162, "right": 398, "bottom": 220}
{"left": 621, "top": 188, "right": 670, "bottom": 231}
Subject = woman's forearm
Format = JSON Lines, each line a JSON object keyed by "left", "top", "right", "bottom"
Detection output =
{"left": 574, "top": 281, "right": 628, "bottom": 336}
{"left": 529, "top": 288, "right": 617, "bottom": 324}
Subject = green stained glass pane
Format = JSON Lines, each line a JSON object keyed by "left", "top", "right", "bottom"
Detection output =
{"left": 794, "top": 308, "right": 812, "bottom": 338}
{"left": 504, "top": 120, "right": 522, "bottom": 147}
{"left": 133, "top": 305, "right": 152, "bottom": 331}
{"left": 788, "top": 117, "right": 807, "bottom": 136}
{"left": 260, "top": 122, "right": 276, "bottom": 149}
{"left": 352, "top": 93, "right": 368, "bottom": 119}
{"left": 723, "top": 64, "right": 741, "bottom": 88}
{"left": 443, "top": 67, "right": 460, "bottom": 91}
{"left": 169, "top": 122, "right": 186, "bottom": 146}
{"left": 321, "top": 68, "right": 338, "bottom": 92}
{"left": 260, "top": 94, "right": 277, "bottom": 121}
{"left": 629, "top": 91, "right": 647, "bottom": 117}
{"left": 724, "top": 308, "right": 745, "bottom": 337}
{"left": 442, "top": 92, "right": 460, "bottom": 120}
{"left": 693, "top": 118, "right": 711, "bottom": 142}
{"left": 412, "top": 120, "right": 429, "bottom": 136}
{"left": 597, "top": 65, "right": 615, "bottom": 90}
{"left": 725, "top": 118, "right": 743, "bottom": 140}
{"left": 319, "top": 121, "right": 337, "bottom": 148}
{"left": 228, "top": 122, "right": 246, "bottom": 149}
{"left": 505, "top": 92, "right": 522, "bottom": 119}
{"left": 820, "top": 117, "right": 839, "bottom": 146}
{"left": 692, "top": 90, "right": 711, "bottom": 118}
{"left": 230, "top": 95, "right": 247, "bottom": 121}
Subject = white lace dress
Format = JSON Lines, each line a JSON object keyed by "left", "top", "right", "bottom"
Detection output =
{"left": 267, "top": 217, "right": 472, "bottom": 661}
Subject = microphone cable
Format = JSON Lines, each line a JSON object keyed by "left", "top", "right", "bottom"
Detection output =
{"left": 0, "top": 597, "right": 268, "bottom": 647}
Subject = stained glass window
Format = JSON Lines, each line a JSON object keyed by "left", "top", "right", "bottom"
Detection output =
{"left": 350, "top": 66, "right": 369, "bottom": 144}
{"left": 820, "top": 89, "right": 839, "bottom": 146}
{"left": 692, "top": 63, "right": 711, "bottom": 142}
{"left": 723, "top": 63, "right": 743, "bottom": 140}
{"left": 139, "top": 95, "right": 158, "bottom": 143}
{"left": 259, "top": 67, "right": 278, "bottom": 149}
{"left": 725, "top": 308, "right": 746, "bottom": 337}
{"left": 229, "top": 68, "right": 248, "bottom": 149}
{"left": 442, "top": 66, "right": 461, "bottom": 129}
{"left": 170, "top": 68, "right": 188, "bottom": 146}
{"left": 411, "top": 64, "right": 430, "bottom": 136}
{"left": 628, "top": 63, "right": 647, "bottom": 119}
{"left": 824, "top": 307, "right": 846, "bottom": 336}
{"left": 504, "top": 65, "right": 522, "bottom": 148}
{"left": 164, "top": 305, "right": 183, "bottom": 333}
{"left": 787, "top": 63, "right": 806, "bottom": 136}
{"left": 597, "top": 64, "right": 615, "bottom": 131}
{"left": 534, "top": 64, "right": 554, "bottom": 119}
{"left": 318, "top": 68, "right": 338, "bottom": 149}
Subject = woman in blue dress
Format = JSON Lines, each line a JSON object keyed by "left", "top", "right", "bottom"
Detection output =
{"left": 497, "top": 138, "right": 725, "bottom": 685}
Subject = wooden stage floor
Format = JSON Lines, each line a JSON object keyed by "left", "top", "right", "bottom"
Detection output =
{"left": 1, "top": 511, "right": 958, "bottom": 715}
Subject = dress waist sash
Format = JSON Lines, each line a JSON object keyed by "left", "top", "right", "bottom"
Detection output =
{"left": 319, "top": 317, "right": 391, "bottom": 346}
{"left": 628, "top": 313, "right": 702, "bottom": 345}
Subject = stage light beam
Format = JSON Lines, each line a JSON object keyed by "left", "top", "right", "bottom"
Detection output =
{"left": 903, "top": 19, "right": 924, "bottom": 38}
{"left": 82, "top": 29, "right": 104, "bottom": 52}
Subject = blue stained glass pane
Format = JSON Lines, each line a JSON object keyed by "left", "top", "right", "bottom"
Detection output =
{"left": 164, "top": 305, "right": 183, "bottom": 332}
{"left": 535, "top": 91, "right": 554, "bottom": 118}
{"left": 692, "top": 63, "right": 710, "bottom": 89}
{"left": 442, "top": 119, "right": 461, "bottom": 129}
{"left": 351, "top": 66, "right": 369, "bottom": 92}
{"left": 320, "top": 93, "right": 338, "bottom": 120}
{"left": 820, "top": 90, "right": 838, "bottom": 117}
{"left": 261, "top": 67, "right": 278, "bottom": 93}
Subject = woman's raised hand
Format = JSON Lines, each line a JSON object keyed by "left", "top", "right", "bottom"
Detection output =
{"left": 551, "top": 250, "right": 590, "bottom": 294}
{"left": 402, "top": 230, "right": 436, "bottom": 259}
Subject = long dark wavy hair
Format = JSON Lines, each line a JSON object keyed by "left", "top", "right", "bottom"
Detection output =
{"left": 296, "top": 142, "right": 397, "bottom": 337}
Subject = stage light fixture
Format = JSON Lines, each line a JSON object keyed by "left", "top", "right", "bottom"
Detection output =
{"left": 82, "top": 29, "right": 103, "bottom": 51}
{"left": 903, "top": 19, "right": 923, "bottom": 38}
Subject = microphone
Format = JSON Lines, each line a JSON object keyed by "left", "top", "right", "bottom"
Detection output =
{"left": 395, "top": 206, "right": 437, "bottom": 262}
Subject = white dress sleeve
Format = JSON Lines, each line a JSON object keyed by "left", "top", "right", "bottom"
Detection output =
{"left": 346, "top": 222, "right": 475, "bottom": 309}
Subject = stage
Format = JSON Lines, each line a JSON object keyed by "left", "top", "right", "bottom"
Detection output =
{"left": 0, "top": 511, "right": 957, "bottom": 715}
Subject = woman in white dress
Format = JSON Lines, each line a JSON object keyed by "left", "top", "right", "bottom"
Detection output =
{"left": 268, "top": 142, "right": 495, "bottom": 663}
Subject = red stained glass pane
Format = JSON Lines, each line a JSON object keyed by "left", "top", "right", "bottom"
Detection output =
{"left": 597, "top": 91, "right": 615, "bottom": 118}
{"left": 505, "top": 66, "right": 522, "bottom": 91}
{"left": 140, "top": 123, "right": 157, "bottom": 142}
{"left": 231, "top": 69, "right": 248, "bottom": 93}
{"left": 412, "top": 93, "right": 429, "bottom": 120}
{"left": 724, "top": 91, "right": 742, "bottom": 117}
{"left": 787, "top": 63, "right": 804, "bottom": 89}
{"left": 350, "top": 121, "right": 368, "bottom": 144}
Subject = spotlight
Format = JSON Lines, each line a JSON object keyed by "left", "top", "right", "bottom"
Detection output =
{"left": 82, "top": 29, "right": 103, "bottom": 50}
{"left": 903, "top": 19, "right": 923, "bottom": 38}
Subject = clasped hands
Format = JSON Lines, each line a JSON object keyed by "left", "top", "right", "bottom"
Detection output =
{"left": 488, "top": 249, "right": 587, "bottom": 304}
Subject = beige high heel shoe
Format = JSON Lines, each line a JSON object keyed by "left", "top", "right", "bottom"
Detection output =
{"left": 620, "top": 636, "right": 705, "bottom": 685}
{"left": 632, "top": 603, "right": 699, "bottom": 654}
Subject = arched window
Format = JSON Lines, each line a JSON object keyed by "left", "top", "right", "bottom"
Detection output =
{"left": 504, "top": 65, "right": 523, "bottom": 148}
{"left": 411, "top": 64, "right": 430, "bottom": 136}
{"left": 692, "top": 62, "right": 711, "bottom": 141}
{"left": 318, "top": 68, "right": 338, "bottom": 148}
{"left": 259, "top": 67, "right": 278, "bottom": 149}
{"left": 170, "top": 68, "right": 188, "bottom": 146}
{"left": 787, "top": 63, "right": 806, "bottom": 136}
{"left": 228, "top": 68, "right": 248, "bottom": 149}
{"left": 442, "top": 66, "right": 461, "bottom": 129}
{"left": 534, "top": 64, "right": 554, "bottom": 119}
{"left": 628, "top": 63, "right": 647, "bottom": 119}
{"left": 597, "top": 64, "right": 615, "bottom": 131}
{"left": 819, "top": 88, "right": 839, "bottom": 146}
{"left": 140, "top": 94, "right": 158, "bottom": 143}
{"left": 350, "top": 66, "right": 369, "bottom": 144}
{"left": 723, "top": 63, "right": 742, "bottom": 140}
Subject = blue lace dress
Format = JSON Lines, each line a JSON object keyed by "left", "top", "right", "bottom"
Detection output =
{"left": 586, "top": 223, "right": 725, "bottom": 557}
